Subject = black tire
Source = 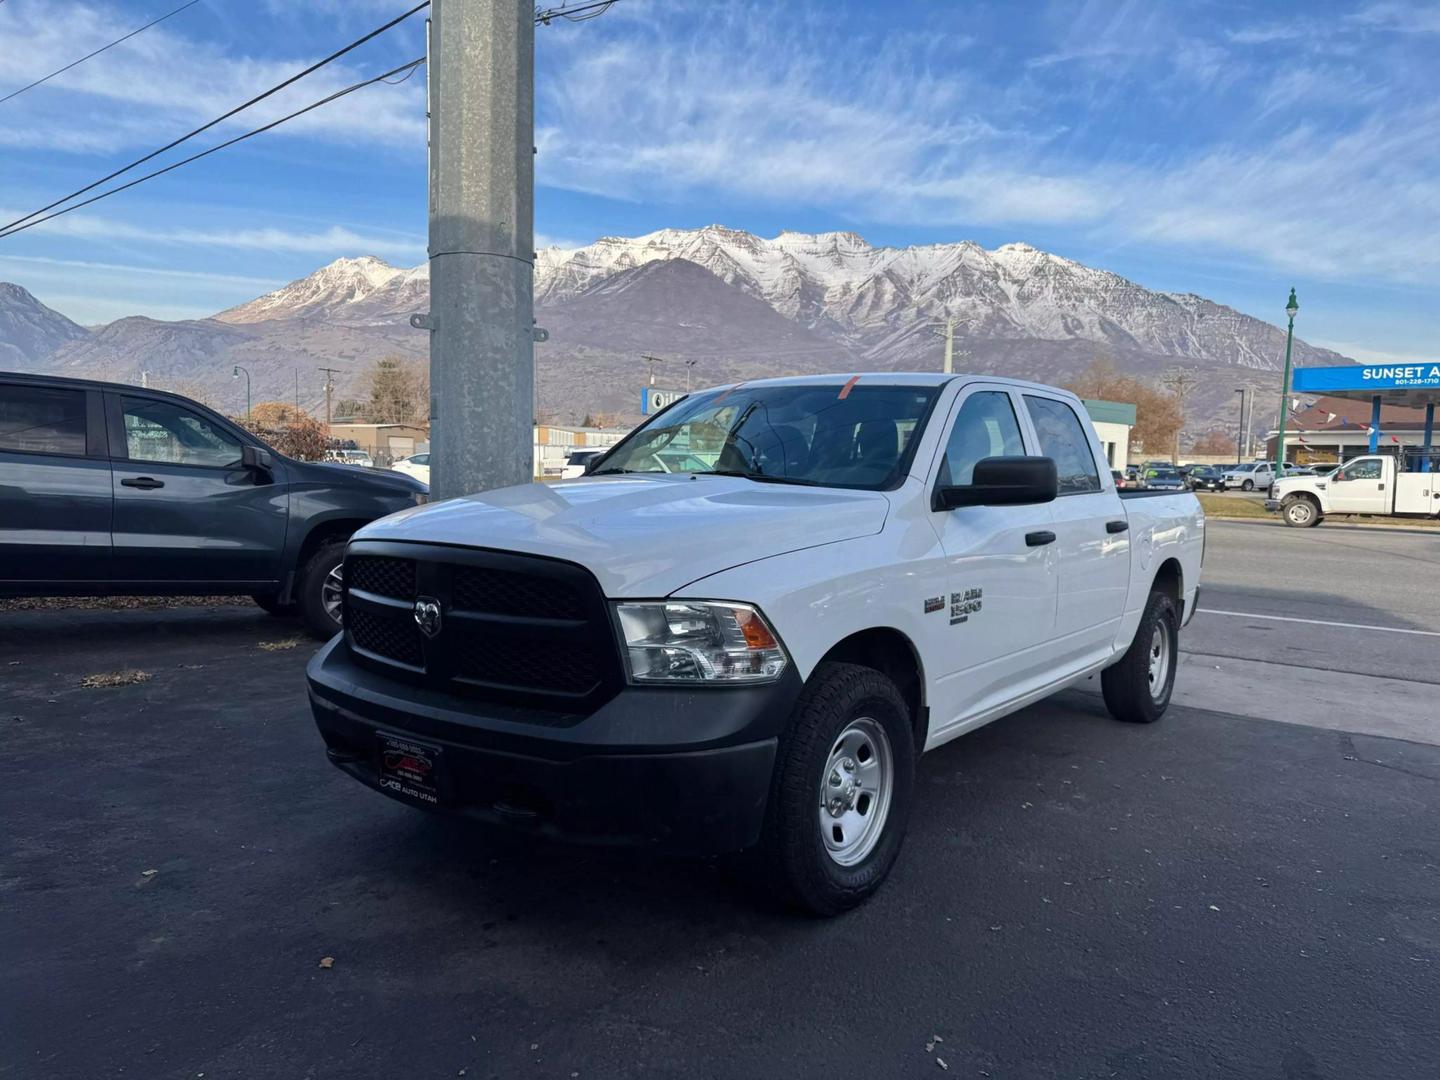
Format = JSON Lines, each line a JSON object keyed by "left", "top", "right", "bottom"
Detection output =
{"left": 1241, "top": 479, "right": 1254, "bottom": 492}
{"left": 251, "top": 592, "right": 297, "bottom": 617}
{"left": 1281, "top": 496, "right": 1321, "bottom": 528}
{"left": 1101, "top": 590, "right": 1178, "bottom": 724}
{"left": 296, "top": 539, "right": 347, "bottom": 640}
{"left": 753, "top": 662, "right": 916, "bottom": 916}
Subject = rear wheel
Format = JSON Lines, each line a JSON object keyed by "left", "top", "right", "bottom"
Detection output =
{"left": 297, "top": 540, "right": 347, "bottom": 640}
{"left": 1101, "top": 590, "right": 1178, "bottom": 724}
{"left": 753, "top": 662, "right": 915, "bottom": 915}
{"left": 1282, "top": 496, "right": 1320, "bottom": 528}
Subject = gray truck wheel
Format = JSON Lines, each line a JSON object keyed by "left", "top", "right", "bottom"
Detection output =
{"left": 1101, "top": 591, "right": 1178, "bottom": 724}
{"left": 1282, "top": 496, "right": 1320, "bottom": 528}
{"left": 297, "top": 540, "right": 347, "bottom": 640}
{"left": 754, "top": 662, "right": 915, "bottom": 916}
{"left": 1241, "top": 479, "right": 1254, "bottom": 492}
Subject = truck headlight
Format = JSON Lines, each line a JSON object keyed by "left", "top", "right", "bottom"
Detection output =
{"left": 615, "top": 601, "right": 789, "bottom": 684}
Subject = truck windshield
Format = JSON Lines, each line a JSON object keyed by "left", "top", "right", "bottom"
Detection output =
{"left": 593, "top": 383, "right": 941, "bottom": 491}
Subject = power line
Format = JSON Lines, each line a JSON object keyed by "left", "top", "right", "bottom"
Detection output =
{"left": 0, "top": 0, "right": 625, "bottom": 239}
{"left": 0, "top": 58, "right": 426, "bottom": 240}
{"left": 0, "top": 1, "right": 432, "bottom": 237}
{"left": 0, "top": 0, "right": 203, "bottom": 107}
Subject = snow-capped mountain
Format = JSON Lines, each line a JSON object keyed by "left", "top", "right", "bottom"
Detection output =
{"left": 0, "top": 283, "right": 90, "bottom": 367}
{"left": 216, "top": 255, "right": 429, "bottom": 325}
{"left": 6, "top": 225, "right": 1349, "bottom": 431}
{"left": 219, "top": 227, "right": 1343, "bottom": 376}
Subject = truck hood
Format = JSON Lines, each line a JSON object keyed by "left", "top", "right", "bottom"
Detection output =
{"left": 354, "top": 474, "right": 890, "bottom": 596}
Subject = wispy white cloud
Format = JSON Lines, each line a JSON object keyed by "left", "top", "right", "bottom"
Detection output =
{"left": 0, "top": 3, "right": 426, "bottom": 154}
{"left": 0, "top": 207, "right": 426, "bottom": 259}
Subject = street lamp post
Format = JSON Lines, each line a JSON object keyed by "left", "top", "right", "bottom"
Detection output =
{"left": 232, "top": 365, "right": 251, "bottom": 420}
{"left": 1273, "top": 289, "right": 1299, "bottom": 468}
{"left": 1234, "top": 387, "right": 1246, "bottom": 463}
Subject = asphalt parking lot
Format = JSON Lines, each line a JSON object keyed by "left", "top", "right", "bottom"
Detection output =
{"left": 4, "top": 521, "right": 1438, "bottom": 1080}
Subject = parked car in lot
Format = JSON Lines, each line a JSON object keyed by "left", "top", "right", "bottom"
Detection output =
{"left": 308, "top": 373, "right": 1204, "bottom": 914}
{"left": 1141, "top": 466, "right": 1186, "bottom": 491}
{"left": 1223, "top": 460, "right": 1297, "bottom": 491}
{"left": 559, "top": 447, "right": 606, "bottom": 479}
{"left": 1267, "top": 452, "right": 1440, "bottom": 526}
{"left": 325, "top": 449, "right": 375, "bottom": 468}
{"left": 391, "top": 452, "right": 430, "bottom": 484}
{"left": 0, "top": 372, "right": 428, "bottom": 638}
{"left": 1186, "top": 465, "right": 1227, "bottom": 491}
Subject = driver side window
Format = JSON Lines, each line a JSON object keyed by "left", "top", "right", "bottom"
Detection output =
{"left": 122, "top": 397, "right": 242, "bottom": 468}
{"left": 1339, "top": 458, "right": 1381, "bottom": 481}
{"left": 939, "top": 391, "right": 1025, "bottom": 486}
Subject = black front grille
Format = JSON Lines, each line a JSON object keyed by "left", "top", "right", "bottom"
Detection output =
{"left": 348, "top": 605, "right": 425, "bottom": 668}
{"left": 348, "top": 555, "right": 416, "bottom": 600}
{"left": 453, "top": 633, "right": 606, "bottom": 695}
{"left": 452, "top": 566, "right": 586, "bottom": 619}
{"left": 342, "top": 542, "right": 622, "bottom": 715}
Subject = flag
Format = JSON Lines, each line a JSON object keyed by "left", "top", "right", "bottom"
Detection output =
{"left": 1391, "top": 435, "right": 1401, "bottom": 444}
{"left": 1324, "top": 412, "right": 1337, "bottom": 423}
{"left": 1297, "top": 434, "right": 1308, "bottom": 445}
{"left": 1366, "top": 426, "right": 1376, "bottom": 435}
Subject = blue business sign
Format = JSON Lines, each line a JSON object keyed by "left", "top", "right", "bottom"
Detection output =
{"left": 641, "top": 387, "right": 687, "bottom": 415}
{"left": 1293, "top": 363, "right": 1440, "bottom": 393}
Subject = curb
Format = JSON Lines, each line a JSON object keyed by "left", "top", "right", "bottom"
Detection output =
{"left": 1205, "top": 514, "right": 1440, "bottom": 535}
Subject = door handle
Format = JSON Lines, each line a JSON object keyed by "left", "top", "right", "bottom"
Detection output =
{"left": 120, "top": 476, "right": 165, "bottom": 490}
{"left": 1025, "top": 530, "right": 1056, "bottom": 547}
{"left": 1378, "top": 483, "right": 1385, "bottom": 491}
{"left": 1106, "top": 520, "right": 1129, "bottom": 534}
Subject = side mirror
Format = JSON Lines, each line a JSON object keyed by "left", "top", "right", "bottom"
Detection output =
{"left": 933, "top": 456, "right": 1059, "bottom": 511}
{"left": 241, "top": 444, "right": 274, "bottom": 472}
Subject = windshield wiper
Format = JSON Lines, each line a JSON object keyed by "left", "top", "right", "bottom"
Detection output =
{"left": 705, "top": 469, "right": 824, "bottom": 487}
{"left": 589, "top": 467, "right": 646, "bottom": 476}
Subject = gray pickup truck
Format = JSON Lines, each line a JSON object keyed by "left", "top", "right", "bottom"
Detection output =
{"left": 0, "top": 372, "right": 427, "bottom": 637}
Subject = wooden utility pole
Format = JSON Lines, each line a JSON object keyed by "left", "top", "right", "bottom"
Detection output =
{"left": 318, "top": 366, "right": 341, "bottom": 431}
{"left": 1160, "top": 368, "right": 1200, "bottom": 464}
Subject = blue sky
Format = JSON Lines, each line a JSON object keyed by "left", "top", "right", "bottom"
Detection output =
{"left": 1, "top": 0, "right": 1437, "bottom": 361}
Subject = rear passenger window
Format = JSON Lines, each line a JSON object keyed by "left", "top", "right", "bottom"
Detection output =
{"left": 939, "top": 391, "right": 1025, "bottom": 486}
{"left": 0, "top": 385, "right": 87, "bottom": 456}
{"left": 1023, "top": 395, "right": 1101, "bottom": 494}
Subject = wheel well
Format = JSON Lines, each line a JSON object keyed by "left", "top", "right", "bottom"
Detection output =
{"left": 1152, "top": 557, "right": 1183, "bottom": 615}
{"left": 296, "top": 519, "right": 364, "bottom": 575}
{"left": 1283, "top": 491, "right": 1320, "bottom": 507}
{"left": 817, "top": 628, "right": 926, "bottom": 744}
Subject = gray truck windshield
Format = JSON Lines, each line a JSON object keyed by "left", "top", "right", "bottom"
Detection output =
{"left": 594, "top": 383, "right": 941, "bottom": 491}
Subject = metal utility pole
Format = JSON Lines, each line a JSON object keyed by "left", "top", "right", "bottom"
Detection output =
{"left": 1274, "top": 288, "right": 1300, "bottom": 468}
{"left": 423, "top": 0, "right": 535, "bottom": 500}
{"left": 684, "top": 359, "right": 697, "bottom": 391}
{"left": 318, "top": 366, "right": 341, "bottom": 431}
{"left": 641, "top": 354, "right": 666, "bottom": 387}
{"left": 929, "top": 315, "right": 957, "bottom": 374}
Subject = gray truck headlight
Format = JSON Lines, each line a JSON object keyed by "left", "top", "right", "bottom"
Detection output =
{"left": 615, "top": 601, "right": 789, "bottom": 684}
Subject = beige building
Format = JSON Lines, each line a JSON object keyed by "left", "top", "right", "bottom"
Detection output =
{"left": 328, "top": 423, "right": 430, "bottom": 464}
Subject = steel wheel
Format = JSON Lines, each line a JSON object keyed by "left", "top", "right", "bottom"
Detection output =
{"left": 321, "top": 564, "right": 345, "bottom": 626}
{"left": 819, "top": 717, "right": 893, "bottom": 867}
{"left": 1285, "top": 500, "right": 1314, "bottom": 526}
{"left": 1147, "top": 623, "right": 1171, "bottom": 702}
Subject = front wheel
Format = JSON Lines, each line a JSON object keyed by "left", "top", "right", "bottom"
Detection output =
{"left": 753, "top": 662, "right": 915, "bottom": 915}
{"left": 1101, "top": 590, "right": 1178, "bottom": 724}
{"left": 1282, "top": 496, "right": 1320, "bottom": 528}
{"left": 297, "top": 540, "right": 347, "bottom": 640}
{"left": 1241, "top": 479, "right": 1255, "bottom": 492}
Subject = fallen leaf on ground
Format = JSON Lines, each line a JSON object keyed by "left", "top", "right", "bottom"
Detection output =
{"left": 141, "top": 869, "right": 158, "bottom": 877}
{"left": 258, "top": 638, "right": 304, "bottom": 652}
{"left": 1208, "top": 904, "right": 1221, "bottom": 911}
{"left": 936, "top": 1057, "right": 948, "bottom": 1070}
{"left": 80, "top": 670, "right": 152, "bottom": 689}
{"left": 318, "top": 956, "right": 334, "bottom": 969}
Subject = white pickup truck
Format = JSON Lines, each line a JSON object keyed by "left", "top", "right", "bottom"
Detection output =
{"left": 1267, "top": 452, "right": 1440, "bottom": 526}
{"left": 308, "top": 374, "right": 1204, "bottom": 913}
